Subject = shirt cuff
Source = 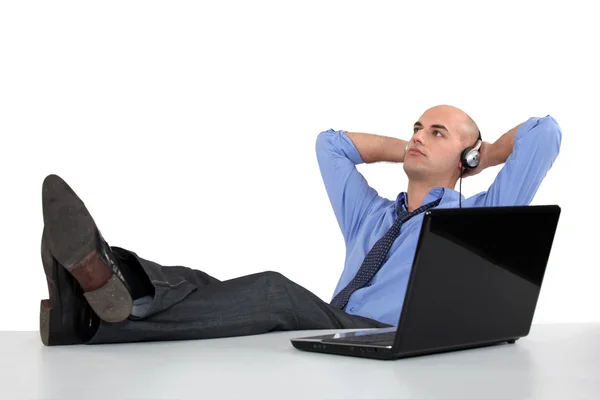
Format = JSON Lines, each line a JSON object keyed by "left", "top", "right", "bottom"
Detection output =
{"left": 339, "top": 130, "right": 365, "bottom": 165}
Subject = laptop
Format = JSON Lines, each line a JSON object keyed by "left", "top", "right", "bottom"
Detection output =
{"left": 291, "top": 205, "right": 561, "bottom": 360}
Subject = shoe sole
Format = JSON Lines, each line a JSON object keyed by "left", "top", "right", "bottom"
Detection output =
{"left": 42, "top": 174, "right": 132, "bottom": 323}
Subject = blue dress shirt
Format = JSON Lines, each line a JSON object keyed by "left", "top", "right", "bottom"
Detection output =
{"left": 315, "top": 115, "right": 562, "bottom": 326}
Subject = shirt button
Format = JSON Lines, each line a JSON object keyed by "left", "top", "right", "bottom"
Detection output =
{"left": 350, "top": 307, "right": 356, "bottom": 312}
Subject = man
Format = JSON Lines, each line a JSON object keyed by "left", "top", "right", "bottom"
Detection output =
{"left": 39, "top": 105, "right": 561, "bottom": 346}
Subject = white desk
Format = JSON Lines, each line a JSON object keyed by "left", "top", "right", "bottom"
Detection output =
{"left": 1, "top": 323, "right": 599, "bottom": 399}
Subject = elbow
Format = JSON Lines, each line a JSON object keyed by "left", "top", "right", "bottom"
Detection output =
{"left": 519, "top": 115, "right": 562, "bottom": 157}
{"left": 315, "top": 128, "right": 337, "bottom": 153}
{"left": 538, "top": 115, "right": 562, "bottom": 155}
{"left": 523, "top": 115, "right": 562, "bottom": 170}
{"left": 315, "top": 129, "right": 329, "bottom": 147}
{"left": 315, "top": 128, "right": 361, "bottom": 165}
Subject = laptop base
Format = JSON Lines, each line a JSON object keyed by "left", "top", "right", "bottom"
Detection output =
{"left": 291, "top": 335, "right": 519, "bottom": 360}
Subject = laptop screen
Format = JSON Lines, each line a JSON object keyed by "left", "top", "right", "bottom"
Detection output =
{"left": 396, "top": 206, "right": 560, "bottom": 352}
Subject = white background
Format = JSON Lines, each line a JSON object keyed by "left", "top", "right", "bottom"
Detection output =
{"left": 0, "top": 1, "right": 598, "bottom": 331}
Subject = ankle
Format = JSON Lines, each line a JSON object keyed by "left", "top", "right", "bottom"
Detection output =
{"left": 110, "top": 247, "right": 155, "bottom": 300}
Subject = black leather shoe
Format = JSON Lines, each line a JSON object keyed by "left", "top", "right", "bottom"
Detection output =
{"left": 41, "top": 174, "right": 133, "bottom": 325}
{"left": 40, "top": 227, "right": 100, "bottom": 346}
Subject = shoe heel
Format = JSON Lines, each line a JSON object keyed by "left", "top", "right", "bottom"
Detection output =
{"left": 40, "top": 299, "right": 82, "bottom": 346}
{"left": 82, "top": 273, "right": 133, "bottom": 323}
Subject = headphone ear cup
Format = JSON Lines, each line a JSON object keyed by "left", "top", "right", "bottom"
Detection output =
{"left": 460, "top": 147, "right": 471, "bottom": 168}
{"left": 461, "top": 147, "right": 480, "bottom": 169}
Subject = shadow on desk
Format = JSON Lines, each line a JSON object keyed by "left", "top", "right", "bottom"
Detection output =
{"left": 288, "top": 339, "right": 536, "bottom": 399}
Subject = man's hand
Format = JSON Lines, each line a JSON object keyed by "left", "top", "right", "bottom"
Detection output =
{"left": 462, "top": 122, "right": 523, "bottom": 178}
{"left": 461, "top": 141, "right": 494, "bottom": 178}
{"left": 463, "top": 123, "right": 523, "bottom": 177}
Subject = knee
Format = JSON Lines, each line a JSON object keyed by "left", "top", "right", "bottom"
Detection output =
{"left": 261, "top": 271, "right": 289, "bottom": 286}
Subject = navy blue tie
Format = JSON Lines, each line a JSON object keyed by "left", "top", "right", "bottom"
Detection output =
{"left": 330, "top": 194, "right": 441, "bottom": 310}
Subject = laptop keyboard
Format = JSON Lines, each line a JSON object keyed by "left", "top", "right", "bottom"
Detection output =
{"left": 326, "top": 331, "right": 396, "bottom": 346}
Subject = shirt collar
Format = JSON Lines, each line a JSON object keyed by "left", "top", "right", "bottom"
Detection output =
{"left": 394, "top": 186, "right": 464, "bottom": 214}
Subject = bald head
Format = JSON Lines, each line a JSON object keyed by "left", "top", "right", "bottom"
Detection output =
{"left": 418, "top": 105, "right": 480, "bottom": 146}
{"left": 462, "top": 114, "right": 480, "bottom": 147}
{"left": 404, "top": 104, "right": 482, "bottom": 185}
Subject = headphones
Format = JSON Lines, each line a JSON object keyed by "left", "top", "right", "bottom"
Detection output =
{"left": 405, "top": 130, "right": 482, "bottom": 170}
{"left": 460, "top": 131, "right": 482, "bottom": 170}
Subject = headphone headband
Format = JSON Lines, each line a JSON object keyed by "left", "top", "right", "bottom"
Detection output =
{"left": 473, "top": 131, "right": 482, "bottom": 151}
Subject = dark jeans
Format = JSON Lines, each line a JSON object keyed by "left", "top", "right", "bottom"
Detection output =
{"left": 87, "top": 247, "right": 391, "bottom": 344}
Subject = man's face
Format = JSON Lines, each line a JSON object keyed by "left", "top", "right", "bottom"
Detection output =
{"left": 403, "top": 105, "right": 475, "bottom": 182}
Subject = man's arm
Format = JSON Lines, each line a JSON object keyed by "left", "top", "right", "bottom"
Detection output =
{"left": 476, "top": 122, "right": 524, "bottom": 169}
{"left": 316, "top": 130, "right": 404, "bottom": 246}
{"left": 471, "top": 115, "right": 562, "bottom": 207}
{"left": 344, "top": 132, "right": 409, "bottom": 164}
